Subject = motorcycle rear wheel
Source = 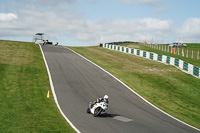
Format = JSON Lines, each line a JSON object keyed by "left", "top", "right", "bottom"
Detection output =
{"left": 87, "top": 108, "right": 90, "bottom": 113}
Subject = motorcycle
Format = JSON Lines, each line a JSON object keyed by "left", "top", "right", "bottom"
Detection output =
{"left": 87, "top": 101, "right": 108, "bottom": 117}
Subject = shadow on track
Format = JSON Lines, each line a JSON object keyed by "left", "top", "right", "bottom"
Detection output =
{"left": 99, "top": 113, "right": 120, "bottom": 118}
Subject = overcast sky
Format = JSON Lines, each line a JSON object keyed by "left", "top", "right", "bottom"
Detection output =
{"left": 0, "top": 0, "right": 200, "bottom": 46}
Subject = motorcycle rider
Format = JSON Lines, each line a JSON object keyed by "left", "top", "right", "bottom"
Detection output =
{"left": 90, "top": 95, "right": 109, "bottom": 108}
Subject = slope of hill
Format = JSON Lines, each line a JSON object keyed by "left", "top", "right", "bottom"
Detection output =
{"left": 0, "top": 40, "right": 75, "bottom": 132}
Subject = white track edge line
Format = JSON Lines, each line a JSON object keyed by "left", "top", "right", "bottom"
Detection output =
{"left": 39, "top": 44, "right": 81, "bottom": 133}
{"left": 67, "top": 47, "right": 200, "bottom": 132}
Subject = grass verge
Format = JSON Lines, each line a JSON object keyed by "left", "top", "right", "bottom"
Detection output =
{"left": 0, "top": 40, "right": 76, "bottom": 133}
{"left": 121, "top": 43, "right": 200, "bottom": 67}
{"left": 69, "top": 46, "right": 200, "bottom": 129}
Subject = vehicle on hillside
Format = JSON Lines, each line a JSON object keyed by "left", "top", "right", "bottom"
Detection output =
{"left": 87, "top": 101, "right": 108, "bottom": 117}
{"left": 169, "top": 42, "right": 187, "bottom": 47}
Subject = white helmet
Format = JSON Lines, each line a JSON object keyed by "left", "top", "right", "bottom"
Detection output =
{"left": 104, "top": 95, "right": 109, "bottom": 101}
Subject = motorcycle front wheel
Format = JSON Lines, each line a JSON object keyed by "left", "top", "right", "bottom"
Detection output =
{"left": 93, "top": 107, "right": 102, "bottom": 117}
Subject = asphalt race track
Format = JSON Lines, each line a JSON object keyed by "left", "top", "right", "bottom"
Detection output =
{"left": 42, "top": 45, "right": 199, "bottom": 133}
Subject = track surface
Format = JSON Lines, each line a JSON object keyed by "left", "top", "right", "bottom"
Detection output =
{"left": 42, "top": 45, "right": 199, "bottom": 133}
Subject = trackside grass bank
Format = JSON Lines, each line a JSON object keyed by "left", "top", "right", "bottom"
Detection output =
{"left": 0, "top": 40, "right": 76, "bottom": 132}
{"left": 120, "top": 43, "right": 200, "bottom": 68}
{"left": 69, "top": 46, "right": 200, "bottom": 129}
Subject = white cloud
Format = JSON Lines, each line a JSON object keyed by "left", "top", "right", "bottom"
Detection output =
{"left": 0, "top": 0, "right": 199, "bottom": 45}
{"left": 118, "top": 0, "right": 162, "bottom": 5}
{"left": 35, "top": 0, "right": 78, "bottom": 10}
{"left": 69, "top": 18, "right": 174, "bottom": 44}
{"left": 117, "top": 0, "right": 133, "bottom": 4}
{"left": 177, "top": 18, "right": 200, "bottom": 42}
{"left": 137, "top": 0, "right": 162, "bottom": 4}
{"left": 102, "top": 18, "right": 173, "bottom": 43}
{"left": 117, "top": 0, "right": 168, "bottom": 15}
{"left": 0, "top": 13, "right": 17, "bottom": 21}
{"left": 0, "top": 7, "right": 174, "bottom": 45}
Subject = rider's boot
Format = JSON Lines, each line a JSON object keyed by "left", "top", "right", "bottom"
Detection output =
{"left": 90, "top": 103, "right": 94, "bottom": 108}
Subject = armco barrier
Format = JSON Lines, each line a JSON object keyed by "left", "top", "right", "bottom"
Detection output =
{"left": 179, "top": 60, "right": 184, "bottom": 70}
{"left": 103, "top": 43, "right": 200, "bottom": 79}
{"left": 183, "top": 62, "right": 188, "bottom": 71}
{"left": 193, "top": 66, "right": 199, "bottom": 77}
{"left": 166, "top": 56, "right": 170, "bottom": 64}
{"left": 175, "top": 58, "right": 179, "bottom": 67}
{"left": 157, "top": 54, "right": 162, "bottom": 62}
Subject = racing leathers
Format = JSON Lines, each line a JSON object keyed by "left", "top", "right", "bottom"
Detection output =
{"left": 91, "top": 98, "right": 108, "bottom": 108}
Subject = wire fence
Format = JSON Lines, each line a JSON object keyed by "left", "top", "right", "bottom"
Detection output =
{"left": 145, "top": 44, "right": 200, "bottom": 60}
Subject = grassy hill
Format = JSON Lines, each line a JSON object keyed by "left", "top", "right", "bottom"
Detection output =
{"left": 0, "top": 40, "right": 75, "bottom": 132}
{"left": 1, "top": 40, "right": 198, "bottom": 131}
{"left": 69, "top": 46, "right": 200, "bottom": 129}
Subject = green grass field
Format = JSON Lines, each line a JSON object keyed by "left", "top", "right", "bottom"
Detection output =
{"left": 0, "top": 40, "right": 76, "bottom": 132}
{"left": 69, "top": 46, "right": 200, "bottom": 129}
